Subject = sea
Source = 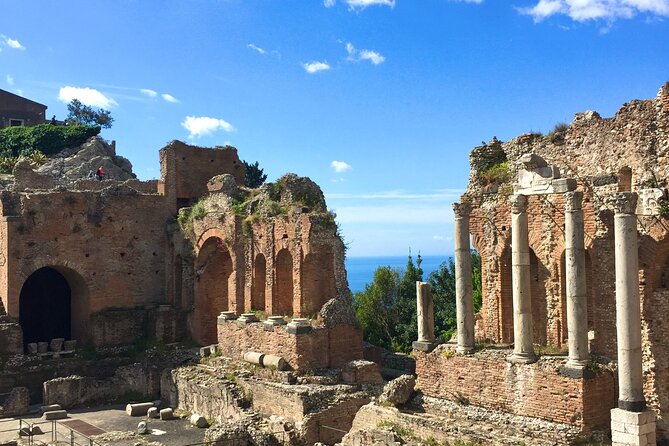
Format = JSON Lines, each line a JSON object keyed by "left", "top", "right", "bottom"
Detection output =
{"left": 345, "top": 255, "right": 453, "bottom": 293}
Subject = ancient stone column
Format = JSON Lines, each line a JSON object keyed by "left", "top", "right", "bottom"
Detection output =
{"left": 611, "top": 192, "right": 645, "bottom": 411}
{"left": 453, "top": 201, "right": 474, "bottom": 354}
{"left": 412, "top": 282, "right": 436, "bottom": 352}
{"left": 564, "top": 191, "right": 589, "bottom": 368}
{"left": 507, "top": 194, "right": 537, "bottom": 364}
{"left": 609, "top": 192, "right": 656, "bottom": 446}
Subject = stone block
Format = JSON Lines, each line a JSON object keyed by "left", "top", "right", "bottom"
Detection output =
{"left": 159, "top": 408, "right": 174, "bottom": 420}
{"left": 412, "top": 340, "right": 437, "bottom": 352}
{"left": 236, "top": 313, "right": 259, "bottom": 326}
{"left": 63, "top": 340, "right": 77, "bottom": 351}
{"left": 37, "top": 342, "right": 48, "bottom": 354}
{"left": 27, "top": 343, "right": 38, "bottom": 354}
{"left": 286, "top": 318, "right": 311, "bottom": 334}
{"left": 200, "top": 346, "right": 211, "bottom": 357}
{"left": 147, "top": 407, "right": 159, "bottom": 418}
{"left": 190, "top": 414, "right": 209, "bottom": 428}
{"left": 42, "top": 410, "right": 68, "bottom": 420}
{"left": 50, "top": 338, "right": 64, "bottom": 352}
{"left": 262, "top": 354, "right": 288, "bottom": 371}
{"left": 40, "top": 404, "right": 62, "bottom": 413}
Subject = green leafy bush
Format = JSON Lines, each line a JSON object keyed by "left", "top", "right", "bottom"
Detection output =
{"left": 0, "top": 124, "right": 100, "bottom": 157}
{"left": 479, "top": 161, "right": 512, "bottom": 186}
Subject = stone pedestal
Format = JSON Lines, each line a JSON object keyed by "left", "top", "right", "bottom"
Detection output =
{"left": 413, "top": 282, "right": 436, "bottom": 352}
{"left": 610, "top": 408, "right": 656, "bottom": 446}
{"left": 263, "top": 315, "right": 287, "bottom": 331}
{"left": 217, "top": 311, "right": 237, "bottom": 325}
{"left": 610, "top": 192, "right": 646, "bottom": 412}
{"left": 564, "top": 191, "right": 589, "bottom": 368}
{"left": 286, "top": 318, "right": 311, "bottom": 334}
{"left": 507, "top": 194, "right": 537, "bottom": 364}
{"left": 453, "top": 202, "right": 474, "bottom": 354}
{"left": 236, "top": 313, "right": 259, "bottom": 326}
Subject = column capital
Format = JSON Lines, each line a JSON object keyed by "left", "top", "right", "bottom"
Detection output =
{"left": 452, "top": 201, "right": 472, "bottom": 218}
{"left": 607, "top": 192, "right": 638, "bottom": 215}
{"left": 509, "top": 194, "right": 528, "bottom": 214}
{"left": 564, "top": 191, "right": 583, "bottom": 211}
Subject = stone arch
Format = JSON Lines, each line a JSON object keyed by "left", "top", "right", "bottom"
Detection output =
{"left": 193, "top": 236, "right": 233, "bottom": 345}
{"left": 301, "top": 246, "right": 336, "bottom": 315}
{"left": 273, "top": 249, "right": 293, "bottom": 316}
{"left": 19, "top": 265, "right": 88, "bottom": 345}
{"left": 499, "top": 244, "right": 513, "bottom": 343}
{"left": 252, "top": 253, "right": 267, "bottom": 312}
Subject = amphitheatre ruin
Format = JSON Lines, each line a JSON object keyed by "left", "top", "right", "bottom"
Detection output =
{"left": 0, "top": 81, "right": 668, "bottom": 446}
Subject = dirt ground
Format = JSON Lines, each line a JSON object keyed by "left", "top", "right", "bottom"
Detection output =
{"left": 0, "top": 405, "right": 209, "bottom": 446}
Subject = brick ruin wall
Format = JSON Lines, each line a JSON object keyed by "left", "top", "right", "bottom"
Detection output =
{"left": 217, "top": 321, "right": 363, "bottom": 373}
{"left": 415, "top": 346, "right": 615, "bottom": 432}
{"left": 0, "top": 188, "right": 171, "bottom": 346}
{"left": 457, "top": 82, "right": 669, "bottom": 438}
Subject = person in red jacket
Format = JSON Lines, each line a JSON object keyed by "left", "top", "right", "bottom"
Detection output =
{"left": 96, "top": 166, "right": 104, "bottom": 181}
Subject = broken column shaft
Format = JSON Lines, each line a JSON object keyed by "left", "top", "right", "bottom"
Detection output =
{"left": 564, "top": 191, "right": 589, "bottom": 368}
{"left": 412, "top": 282, "right": 436, "bottom": 352}
{"left": 508, "top": 194, "right": 537, "bottom": 364}
{"left": 453, "top": 201, "right": 474, "bottom": 354}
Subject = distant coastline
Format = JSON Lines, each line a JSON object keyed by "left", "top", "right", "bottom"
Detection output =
{"left": 345, "top": 255, "right": 454, "bottom": 293}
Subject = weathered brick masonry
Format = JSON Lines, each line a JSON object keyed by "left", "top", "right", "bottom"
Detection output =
{"left": 415, "top": 346, "right": 615, "bottom": 431}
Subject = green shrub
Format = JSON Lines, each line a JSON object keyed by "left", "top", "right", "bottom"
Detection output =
{"left": 0, "top": 156, "right": 19, "bottom": 174}
{"left": 0, "top": 124, "right": 100, "bottom": 157}
{"left": 479, "top": 161, "right": 512, "bottom": 186}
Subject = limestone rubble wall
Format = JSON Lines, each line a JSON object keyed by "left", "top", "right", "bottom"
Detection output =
{"left": 0, "top": 323, "right": 22, "bottom": 355}
{"left": 414, "top": 346, "right": 615, "bottom": 432}
{"left": 43, "top": 364, "right": 160, "bottom": 409}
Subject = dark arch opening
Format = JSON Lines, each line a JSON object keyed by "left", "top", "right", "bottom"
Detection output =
{"left": 252, "top": 254, "right": 266, "bottom": 312}
{"left": 194, "top": 237, "right": 232, "bottom": 345}
{"left": 301, "top": 247, "right": 336, "bottom": 315}
{"left": 19, "top": 267, "right": 71, "bottom": 345}
{"left": 273, "top": 249, "right": 293, "bottom": 316}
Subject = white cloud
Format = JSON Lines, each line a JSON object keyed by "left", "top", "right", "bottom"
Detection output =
{"left": 331, "top": 160, "right": 352, "bottom": 173}
{"left": 182, "top": 116, "right": 235, "bottom": 138}
{"left": 345, "top": 42, "right": 385, "bottom": 65}
{"left": 359, "top": 50, "right": 385, "bottom": 65}
{"left": 140, "top": 88, "right": 158, "bottom": 97}
{"left": 303, "top": 61, "right": 331, "bottom": 73}
{"left": 519, "top": 0, "right": 669, "bottom": 22}
{"left": 247, "top": 43, "right": 267, "bottom": 55}
{"left": 0, "top": 36, "right": 25, "bottom": 50}
{"left": 6, "top": 74, "right": 14, "bottom": 86}
{"left": 162, "top": 93, "right": 179, "bottom": 103}
{"left": 345, "top": 0, "right": 395, "bottom": 10}
{"left": 58, "top": 86, "right": 118, "bottom": 108}
{"left": 324, "top": 0, "right": 336, "bottom": 6}
{"left": 6, "top": 38, "right": 24, "bottom": 49}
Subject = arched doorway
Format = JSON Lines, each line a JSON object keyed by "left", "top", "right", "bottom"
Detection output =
{"left": 252, "top": 254, "right": 267, "bottom": 312}
{"left": 530, "top": 249, "right": 548, "bottom": 345}
{"left": 194, "top": 237, "right": 233, "bottom": 345}
{"left": 19, "top": 267, "right": 71, "bottom": 345}
{"left": 273, "top": 249, "right": 293, "bottom": 316}
{"left": 301, "top": 247, "right": 336, "bottom": 315}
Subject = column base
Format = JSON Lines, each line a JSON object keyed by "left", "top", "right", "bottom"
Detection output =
{"left": 456, "top": 345, "right": 475, "bottom": 355}
{"left": 506, "top": 352, "right": 537, "bottom": 364}
{"left": 412, "top": 341, "right": 437, "bottom": 352}
{"left": 611, "top": 408, "right": 656, "bottom": 446}
{"left": 565, "top": 358, "right": 589, "bottom": 368}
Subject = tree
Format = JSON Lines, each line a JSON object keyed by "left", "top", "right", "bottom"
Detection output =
{"left": 243, "top": 160, "right": 267, "bottom": 188}
{"left": 65, "top": 99, "right": 114, "bottom": 128}
{"left": 354, "top": 251, "right": 483, "bottom": 352}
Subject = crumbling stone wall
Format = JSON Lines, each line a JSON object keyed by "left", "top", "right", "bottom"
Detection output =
{"left": 43, "top": 364, "right": 160, "bottom": 409}
{"left": 217, "top": 321, "right": 363, "bottom": 373}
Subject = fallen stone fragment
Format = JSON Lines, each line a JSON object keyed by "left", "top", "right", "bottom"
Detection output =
{"left": 159, "top": 408, "right": 174, "bottom": 420}
{"left": 190, "top": 414, "right": 209, "bottom": 428}
{"left": 126, "top": 402, "right": 154, "bottom": 416}
{"left": 42, "top": 410, "right": 68, "bottom": 420}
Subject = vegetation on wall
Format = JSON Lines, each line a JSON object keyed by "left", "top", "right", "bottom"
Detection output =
{"left": 478, "top": 161, "right": 512, "bottom": 187}
{"left": 354, "top": 252, "right": 483, "bottom": 353}
{"left": 0, "top": 123, "right": 100, "bottom": 158}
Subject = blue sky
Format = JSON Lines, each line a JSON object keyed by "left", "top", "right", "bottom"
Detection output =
{"left": 1, "top": 0, "right": 668, "bottom": 257}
